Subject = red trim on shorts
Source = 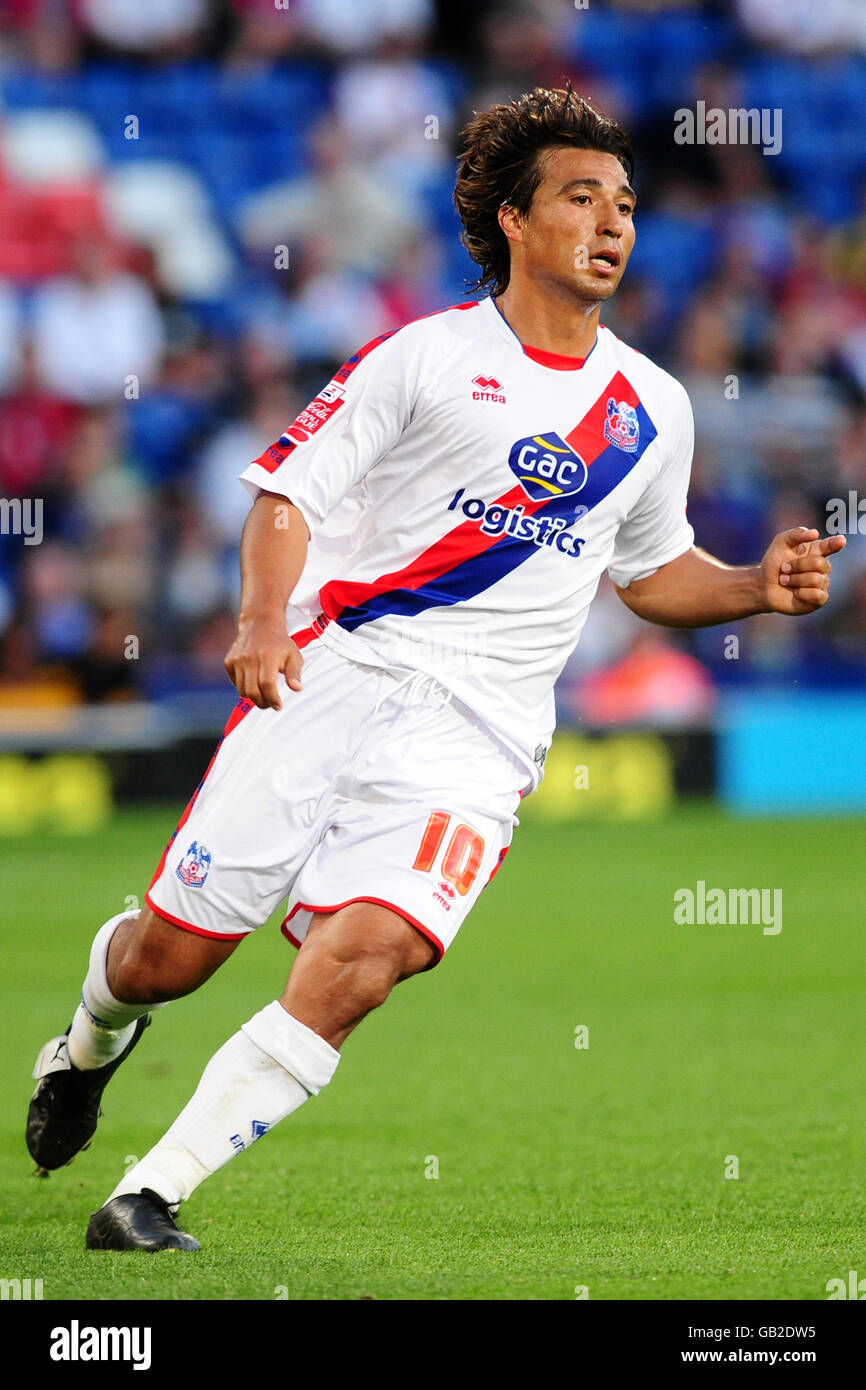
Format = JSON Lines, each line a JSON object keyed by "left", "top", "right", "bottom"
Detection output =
{"left": 486, "top": 843, "right": 510, "bottom": 885}
{"left": 282, "top": 921, "right": 304, "bottom": 950}
{"left": 147, "top": 696, "right": 255, "bottom": 894}
{"left": 144, "top": 891, "right": 248, "bottom": 942}
{"left": 281, "top": 897, "right": 445, "bottom": 966}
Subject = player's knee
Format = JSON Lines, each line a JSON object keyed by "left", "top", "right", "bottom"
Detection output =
{"left": 349, "top": 951, "right": 402, "bottom": 1013}
{"left": 109, "top": 932, "right": 182, "bottom": 1004}
{"left": 107, "top": 906, "right": 228, "bottom": 1005}
{"left": 307, "top": 910, "right": 433, "bottom": 1013}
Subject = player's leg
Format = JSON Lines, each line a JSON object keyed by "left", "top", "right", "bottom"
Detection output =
{"left": 103, "top": 903, "right": 242, "bottom": 1005}
{"left": 86, "top": 682, "right": 524, "bottom": 1250}
{"left": 85, "top": 902, "right": 434, "bottom": 1251}
{"left": 26, "top": 904, "right": 241, "bottom": 1172}
{"left": 27, "top": 658, "right": 343, "bottom": 1174}
{"left": 278, "top": 900, "right": 437, "bottom": 1048}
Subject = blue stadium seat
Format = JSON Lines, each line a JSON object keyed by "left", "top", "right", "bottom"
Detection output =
{"left": 741, "top": 57, "right": 811, "bottom": 117}
{"left": 100, "top": 126, "right": 187, "bottom": 164}
{"left": 422, "top": 168, "right": 461, "bottom": 235}
{"left": 568, "top": 8, "right": 648, "bottom": 72}
{"left": 123, "top": 392, "right": 212, "bottom": 485}
{"left": 76, "top": 62, "right": 144, "bottom": 122}
{"left": 180, "top": 128, "right": 306, "bottom": 217}
{"left": 626, "top": 210, "right": 718, "bottom": 297}
{"left": 212, "top": 65, "right": 330, "bottom": 137}
{"left": 442, "top": 237, "right": 480, "bottom": 300}
{"left": 0, "top": 69, "right": 80, "bottom": 110}
{"left": 644, "top": 14, "right": 738, "bottom": 111}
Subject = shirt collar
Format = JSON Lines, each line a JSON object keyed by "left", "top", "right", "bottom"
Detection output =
{"left": 487, "top": 295, "right": 599, "bottom": 371}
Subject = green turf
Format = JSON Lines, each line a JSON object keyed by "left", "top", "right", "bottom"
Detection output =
{"left": 2, "top": 802, "right": 864, "bottom": 1301}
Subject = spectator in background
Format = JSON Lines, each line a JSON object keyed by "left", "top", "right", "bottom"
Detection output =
{"left": 226, "top": 1, "right": 304, "bottom": 64}
{"left": 194, "top": 379, "right": 302, "bottom": 551}
{"left": 0, "top": 0, "right": 864, "bottom": 706}
{"left": 161, "top": 496, "right": 233, "bottom": 631}
{"left": 0, "top": 0, "right": 80, "bottom": 71}
{"left": 0, "top": 279, "right": 22, "bottom": 393}
{"left": 574, "top": 630, "right": 717, "bottom": 729}
{"left": 70, "top": 605, "right": 143, "bottom": 702}
{"left": 238, "top": 117, "right": 424, "bottom": 280}
{"left": 293, "top": 0, "right": 434, "bottom": 56}
{"left": 57, "top": 408, "right": 150, "bottom": 552}
{"left": 737, "top": 0, "right": 866, "bottom": 54}
{"left": 75, "top": 0, "right": 210, "bottom": 59}
{"left": 0, "top": 343, "right": 79, "bottom": 498}
{"left": 31, "top": 237, "right": 165, "bottom": 406}
{"left": 21, "top": 539, "right": 92, "bottom": 666}
{"left": 332, "top": 55, "right": 456, "bottom": 200}
{"left": 238, "top": 116, "right": 423, "bottom": 363}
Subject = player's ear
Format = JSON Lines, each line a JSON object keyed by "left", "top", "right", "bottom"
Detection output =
{"left": 498, "top": 204, "right": 524, "bottom": 245}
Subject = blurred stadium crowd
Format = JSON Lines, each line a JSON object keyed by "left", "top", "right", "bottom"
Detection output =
{"left": 1, "top": 0, "right": 865, "bottom": 725}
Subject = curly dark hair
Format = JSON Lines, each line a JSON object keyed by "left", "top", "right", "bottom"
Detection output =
{"left": 454, "top": 85, "right": 635, "bottom": 298}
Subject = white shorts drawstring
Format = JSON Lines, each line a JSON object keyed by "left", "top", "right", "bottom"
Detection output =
{"left": 372, "top": 668, "right": 452, "bottom": 719}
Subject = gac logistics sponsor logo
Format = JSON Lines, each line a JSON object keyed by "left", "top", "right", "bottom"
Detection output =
{"left": 508, "top": 431, "right": 588, "bottom": 500}
{"left": 446, "top": 488, "right": 586, "bottom": 558}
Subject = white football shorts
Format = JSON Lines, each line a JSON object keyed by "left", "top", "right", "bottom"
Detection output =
{"left": 146, "top": 638, "right": 527, "bottom": 964}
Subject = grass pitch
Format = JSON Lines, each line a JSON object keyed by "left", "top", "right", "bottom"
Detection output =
{"left": 2, "top": 801, "right": 864, "bottom": 1301}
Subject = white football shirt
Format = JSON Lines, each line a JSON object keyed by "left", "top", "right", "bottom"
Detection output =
{"left": 241, "top": 296, "right": 695, "bottom": 791}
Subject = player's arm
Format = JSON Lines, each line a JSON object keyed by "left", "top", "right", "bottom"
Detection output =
{"left": 614, "top": 527, "right": 846, "bottom": 628}
{"left": 224, "top": 492, "right": 310, "bottom": 710}
{"left": 227, "top": 329, "right": 416, "bottom": 710}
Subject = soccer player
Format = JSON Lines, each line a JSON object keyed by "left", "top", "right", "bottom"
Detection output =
{"left": 27, "top": 87, "right": 845, "bottom": 1251}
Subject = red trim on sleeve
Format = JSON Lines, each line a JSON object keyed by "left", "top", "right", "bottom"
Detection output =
{"left": 281, "top": 896, "right": 445, "bottom": 965}
{"left": 248, "top": 302, "right": 479, "bottom": 475}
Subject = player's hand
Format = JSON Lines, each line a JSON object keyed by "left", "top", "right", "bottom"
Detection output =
{"left": 759, "top": 527, "right": 846, "bottom": 616}
{"left": 224, "top": 616, "right": 303, "bottom": 710}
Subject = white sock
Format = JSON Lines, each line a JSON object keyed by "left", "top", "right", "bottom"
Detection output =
{"left": 67, "top": 911, "right": 163, "bottom": 1071}
{"left": 107, "top": 1002, "right": 340, "bottom": 1209}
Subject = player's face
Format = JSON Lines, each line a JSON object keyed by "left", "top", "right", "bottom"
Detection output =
{"left": 510, "top": 147, "right": 636, "bottom": 303}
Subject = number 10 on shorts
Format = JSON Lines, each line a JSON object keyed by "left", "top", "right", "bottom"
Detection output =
{"left": 412, "top": 811, "right": 485, "bottom": 896}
